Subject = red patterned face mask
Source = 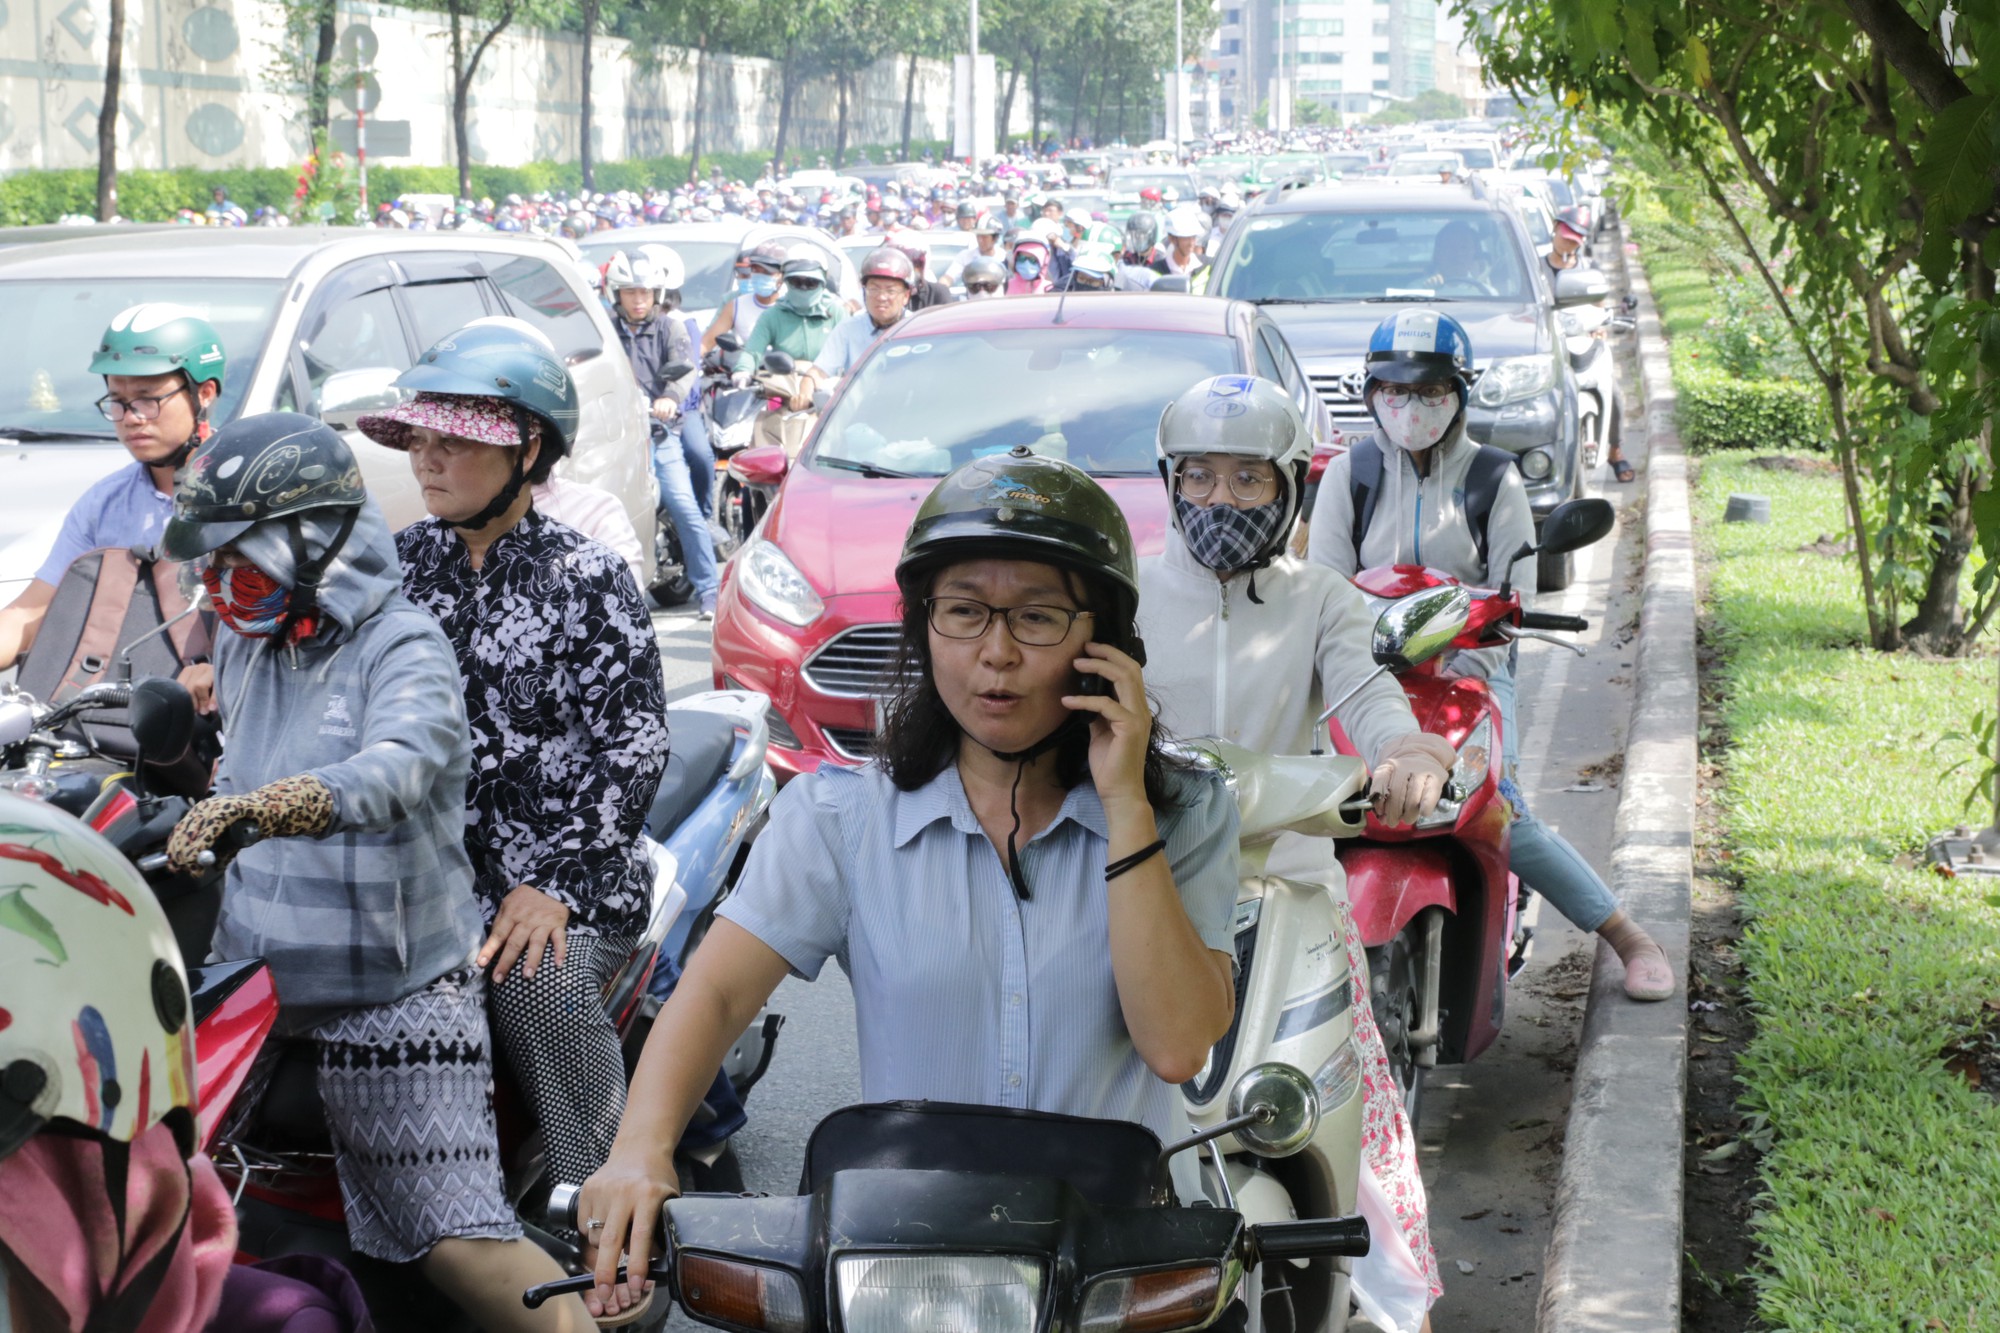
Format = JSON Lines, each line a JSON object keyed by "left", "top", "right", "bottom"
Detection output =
{"left": 201, "top": 563, "right": 318, "bottom": 644}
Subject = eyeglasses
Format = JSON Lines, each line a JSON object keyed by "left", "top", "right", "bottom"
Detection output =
{"left": 964, "top": 281, "right": 1001, "bottom": 295}
{"left": 95, "top": 385, "right": 191, "bottom": 422}
{"left": 1179, "top": 463, "right": 1277, "bottom": 503}
{"left": 925, "top": 597, "right": 1093, "bottom": 646}
{"left": 786, "top": 277, "right": 824, "bottom": 292}
{"left": 1376, "top": 385, "right": 1456, "bottom": 407}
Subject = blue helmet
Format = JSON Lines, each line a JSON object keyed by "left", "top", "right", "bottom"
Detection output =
{"left": 1364, "top": 309, "right": 1473, "bottom": 387}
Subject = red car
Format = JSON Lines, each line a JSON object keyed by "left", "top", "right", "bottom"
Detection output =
{"left": 711, "top": 292, "right": 1334, "bottom": 779}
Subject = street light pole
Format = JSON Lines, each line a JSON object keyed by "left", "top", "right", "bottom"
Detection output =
{"left": 1173, "top": 0, "right": 1185, "bottom": 154}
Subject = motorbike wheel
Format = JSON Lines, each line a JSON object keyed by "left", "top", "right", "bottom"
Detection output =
{"left": 1579, "top": 410, "right": 1601, "bottom": 470}
{"left": 649, "top": 509, "right": 696, "bottom": 608}
{"left": 1366, "top": 927, "right": 1428, "bottom": 1127}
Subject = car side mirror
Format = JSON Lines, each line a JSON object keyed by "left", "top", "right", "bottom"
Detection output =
{"left": 1538, "top": 498, "right": 1616, "bottom": 555}
{"left": 128, "top": 676, "right": 196, "bottom": 768}
{"left": 319, "top": 367, "right": 406, "bottom": 429}
{"left": 1149, "top": 274, "right": 1191, "bottom": 294}
{"left": 1553, "top": 267, "right": 1610, "bottom": 308}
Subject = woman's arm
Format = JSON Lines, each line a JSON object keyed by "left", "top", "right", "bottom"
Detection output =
{"left": 313, "top": 628, "right": 468, "bottom": 831}
{"left": 579, "top": 921, "right": 793, "bottom": 1316}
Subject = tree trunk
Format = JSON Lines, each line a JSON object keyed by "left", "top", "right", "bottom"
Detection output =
{"left": 1092, "top": 58, "right": 1109, "bottom": 139}
{"left": 579, "top": 0, "right": 599, "bottom": 189}
{"left": 1029, "top": 45, "right": 1042, "bottom": 148}
{"left": 450, "top": 1, "right": 471, "bottom": 199}
{"left": 310, "top": 1, "right": 337, "bottom": 134}
{"left": 1067, "top": 49, "right": 1088, "bottom": 143}
{"left": 96, "top": 0, "right": 125, "bottom": 221}
{"left": 834, "top": 70, "right": 850, "bottom": 167}
{"left": 687, "top": 40, "right": 706, "bottom": 182}
{"left": 1115, "top": 66, "right": 1128, "bottom": 144}
{"left": 771, "top": 50, "right": 797, "bottom": 179}
{"left": 900, "top": 53, "right": 918, "bottom": 160}
{"left": 999, "top": 60, "right": 1021, "bottom": 148}
{"left": 1902, "top": 476, "right": 1976, "bottom": 648}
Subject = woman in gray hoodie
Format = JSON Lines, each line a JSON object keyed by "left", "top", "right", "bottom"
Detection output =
{"left": 162, "top": 413, "right": 594, "bottom": 1332}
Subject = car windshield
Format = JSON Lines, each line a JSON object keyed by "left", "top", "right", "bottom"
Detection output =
{"left": 579, "top": 238, "right": 741, "bottom": 311}
{"left": 813, "top": 327, "right": 1238, "bottom": 477}
{"left": 1389, "top": 154, "right": 1462, "bottom": 177}
{"left": 0, "top": 278, "right": 284, "bottom": 440}
{"left": 1445, "top": 145, "right": 1497, "bottom": 169}
{"left": 1110, "top": 171, "right": 1199, "bottom": 197}
{"left": 1214, "top": 210, "right": 1532, "bottom": 302}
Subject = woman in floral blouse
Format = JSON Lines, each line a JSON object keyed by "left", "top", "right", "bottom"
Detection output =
{"left": 360, "top": 320, "right": 671, "bottom": 1206}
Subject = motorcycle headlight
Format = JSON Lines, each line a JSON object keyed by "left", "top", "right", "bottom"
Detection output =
{"left": 678, "top": 1253, "right": 808, "bottom": 1333}
{"left": 1472, "top": 355, "right": 1556, "bottom": 408}
{"left": 737, "top": 538, "right": 824, "bottom": 627}
{"left": 837, "top": 1254, "right": 1043, "bottom": 1333}
{"left": 1312, "top": 1034, "right": 1365, "bottom": 1111}
{"left": 1417, "top": 715, "right": 1494, "bottom": 830}
{"left": 1519, "top": 448, "right": 1554, "bottom": 480}
{"left": 1080, "top": 1263, "right": 1226, "bottom": 1333}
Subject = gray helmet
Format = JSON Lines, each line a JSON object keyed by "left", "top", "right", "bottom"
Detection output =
{"left": 1155, "top": 374, "right": 1314, "bottom": 557}
{"left": 781, "top": 255, "right": 830, "bottom": 287}
{"left": 960, "top": 255, "right": 1007, "bottom": 294}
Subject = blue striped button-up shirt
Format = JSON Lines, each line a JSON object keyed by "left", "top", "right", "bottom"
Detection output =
{"left": 718, "top": 759, "right": 1239, "bottom": 1158}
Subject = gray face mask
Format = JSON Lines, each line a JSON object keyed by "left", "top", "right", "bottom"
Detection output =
{"left": 1173, "top": 494, "right": 1289, "bottom": 571}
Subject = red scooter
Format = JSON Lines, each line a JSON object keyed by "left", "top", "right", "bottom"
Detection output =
{"left": 1322, "top": 498, "right": 1614, "bottom": 1121}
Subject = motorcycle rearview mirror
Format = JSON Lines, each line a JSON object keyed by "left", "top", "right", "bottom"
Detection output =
{"left": 1371, "top": 584, "right": 1473, "bottom": 671}
{"left": 717, "top": 331, "right": 745, "bottom": 355}
{"left": 662, "top": 361, "right": 698, "bottom": 380}
{"left": 762, "top": 348, "right": 797, "bottom": 375}
{"left": 1227, "top": 1063, "right": 1321, "bottom": 1158}
{"left": 128, "top": 677, "right": 197, "bottom": 769}
{"left": 1538, "top": 497, "right": 1616, "bottom": 556}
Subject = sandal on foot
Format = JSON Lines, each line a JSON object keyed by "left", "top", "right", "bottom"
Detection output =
{"left": 1610, "top": 457, "right": 1636, "bottom": 483}
{"left": 1622, "top": 943, "right": 1676, "bottom": 1001}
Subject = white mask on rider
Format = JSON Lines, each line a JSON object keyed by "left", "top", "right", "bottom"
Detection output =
{"left": 1374, "top": 390, "right": 1459, "bottom": 453}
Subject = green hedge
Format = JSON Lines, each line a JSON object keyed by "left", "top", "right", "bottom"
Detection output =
{"left": 1673, "top": 347, "right": 1826, "bottom": 452}
{"left": 0, "top": 143, "right": 952, "bottom": 226}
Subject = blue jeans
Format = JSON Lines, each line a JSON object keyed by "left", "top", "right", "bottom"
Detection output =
{"left": 1486, "top": 668, "right": 1621, "bottom": 934}
{"left": 677, "top": 408, "right": 716, "bottom": 521}
{"left": 653, "top": 425, "right": 719, "bottom": 608}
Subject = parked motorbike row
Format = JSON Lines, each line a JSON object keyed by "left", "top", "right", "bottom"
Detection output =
{"left": 3, "top": 493, "right": 1615, "bottom": 1332}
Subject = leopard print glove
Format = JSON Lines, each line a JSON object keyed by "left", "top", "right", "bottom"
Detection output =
{"left": 165, "top": 774, "right": 334, "bottom": 874}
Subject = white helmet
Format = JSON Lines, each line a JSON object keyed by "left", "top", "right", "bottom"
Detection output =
{"left": 0, "top": 792, "right": 195, "bottom": 1159}
{"left": 636, "top": 243, "right": 686, "bottom": 292}
{"left": 1165, "top": 204, "right": 1206, "bottom": 239}
{"left": 1156, "top": 373, "right": 1315, "bottom": 553}
{"left": 604, "top": 249, "right": 668, "bottom": 297}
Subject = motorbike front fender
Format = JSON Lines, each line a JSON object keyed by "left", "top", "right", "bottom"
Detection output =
{"left": 1340, "top": 842, "right": 1456, "bottom": 950}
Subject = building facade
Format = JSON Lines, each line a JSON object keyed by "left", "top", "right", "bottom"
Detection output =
{"left": 1206, "top": 0, "right": 1446, "bottom": 129}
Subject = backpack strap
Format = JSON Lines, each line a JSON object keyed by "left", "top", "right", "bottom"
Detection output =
{"left": 1346, "top": 435, "right": 1384, "bottom": 558}
{"left": 1462, "top": 444, "right": 1518, "bottom": 572}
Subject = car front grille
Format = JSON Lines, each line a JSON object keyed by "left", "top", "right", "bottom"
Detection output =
{"left": 1309, "top": 366, "right": 1484, "bottom": 432}
{"left": 822, "top": 726, "right": 877, "bottom": 762}
{"left": 801, "top": 623, "right": 905, "bottom": 698}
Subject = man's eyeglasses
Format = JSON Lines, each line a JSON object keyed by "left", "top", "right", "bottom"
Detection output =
{"left": 1376, "top": 384, "right": 1455, "bottom": 407}
{"left": 964, "top": 281, "right": 1000, "bottom": 295}
{"left": 1178, "top": 463, "right": 1277, "bottom": 503}
{"left": 925, "top": 597, "right": 1093, "bottom": 646}
{"left": 96, "top": 385, "right": 191, "bottom": 422}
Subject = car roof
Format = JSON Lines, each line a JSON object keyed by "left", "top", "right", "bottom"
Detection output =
{"left": 1253, "top": 181, "right": 1497, "bottom": 214}
{"left": 0, "top": 226, "right": 587, "bottom": 281}
{"left": 884, "top": 292, "right": 1241, "bottom": 339}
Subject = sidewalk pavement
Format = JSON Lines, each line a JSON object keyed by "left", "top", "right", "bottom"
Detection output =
{"left": 1535, "top": 226, "right": 1696, "bottom": 1333}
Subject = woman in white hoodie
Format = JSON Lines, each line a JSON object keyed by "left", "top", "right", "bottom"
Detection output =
{"left": 1137, "top": 374, "right": 1453, "bottom": 1327}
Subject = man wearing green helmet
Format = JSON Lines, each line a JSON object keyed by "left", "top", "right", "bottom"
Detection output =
{"left": 0, "top": 303, "right": 225, "bottom": 673}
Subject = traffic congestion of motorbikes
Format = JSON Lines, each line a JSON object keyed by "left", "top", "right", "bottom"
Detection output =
{"left": 0, "top": 116, "right": 1653, "bottom": 1333}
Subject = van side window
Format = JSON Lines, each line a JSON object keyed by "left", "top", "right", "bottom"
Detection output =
{"left": 489, "top": 255, "right": 599, "bottom": 362}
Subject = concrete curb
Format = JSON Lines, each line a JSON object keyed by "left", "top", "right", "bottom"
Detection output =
{"left": 1535, "top": 226, "right": 1695, "bottom": 1332}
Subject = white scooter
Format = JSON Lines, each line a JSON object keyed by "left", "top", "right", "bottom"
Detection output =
{"left": 1563, "top": 293, "right": 1636, "bottom": 471}
{"left": 1181, "top": 741, "right": 1375, "bottom": 1333}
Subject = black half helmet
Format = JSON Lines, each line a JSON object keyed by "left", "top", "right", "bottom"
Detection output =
{"left": 163, "top": 413, "right": 364, "bottom": 562}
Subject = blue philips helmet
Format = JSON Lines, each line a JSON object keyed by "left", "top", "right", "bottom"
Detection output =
{"left": 1364, "top": 309, "right": 1474, "bottom": 388}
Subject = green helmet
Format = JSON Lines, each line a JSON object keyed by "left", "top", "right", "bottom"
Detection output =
{"left": 897, "top": 445, "right": 1137, "bottom": 602}
{"left": 163, "top": 412, "right": 365, "bottom": 562}
{"left": 395, "top": 321, "right": 581, "bottom": 457}
{"left": 89, "top": 303, "right": 226, "bottom": 388}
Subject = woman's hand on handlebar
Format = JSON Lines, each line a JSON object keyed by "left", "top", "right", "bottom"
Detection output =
{"left": 578, "top": 1142, "right": 680, "bottom": 1319}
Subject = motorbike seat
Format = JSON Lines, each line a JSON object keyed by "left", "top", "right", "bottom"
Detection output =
{"left": 646, "top": 709, "right": 736, "bottom": 840}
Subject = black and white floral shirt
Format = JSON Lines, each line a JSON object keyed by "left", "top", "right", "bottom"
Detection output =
{"left": 399, "top": 509, "right": 670, "bottom": 936}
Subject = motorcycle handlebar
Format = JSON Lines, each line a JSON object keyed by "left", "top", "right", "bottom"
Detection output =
{"left": 1518, "top": 611, "right": 1590, "bottom": 633}
{"left": 524, "top": 1183, "right": 673, "bottom": 1311}
{"left": 1252, "top": 1216, "right": 1372, "bottom": 1262}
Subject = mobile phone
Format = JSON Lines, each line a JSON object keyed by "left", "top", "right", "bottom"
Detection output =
{"left": 1073, "top": 635, "right": 1146, "bottom": 700}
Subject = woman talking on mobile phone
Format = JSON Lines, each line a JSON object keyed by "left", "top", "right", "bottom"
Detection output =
{"left": 572, "top": 447, "right": 1242, "bottom": 1322}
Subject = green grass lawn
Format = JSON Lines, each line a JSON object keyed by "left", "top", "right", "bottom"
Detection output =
{"left": 1696, "top": 453, "right": 2000, "bottom": 1327}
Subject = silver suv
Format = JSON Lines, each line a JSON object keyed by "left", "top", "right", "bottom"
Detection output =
{"left": 1205, "top": 179, "right": 1609, "bottom": 589}
{"left": 0, "top": 228, "right": 652, "bottom": 602}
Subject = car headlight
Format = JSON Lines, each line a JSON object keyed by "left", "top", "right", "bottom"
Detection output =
{"left": 1417, "top": 715, "right": 1495, "bottom": 830}
{"left": 1472, "top": 355, "right": 1556, "bottom": 407}
{"left": 838, "top": 1254, "right": 1043, "bottom": 1333}
{"left": 1080, "top": 1263, "right": 1226, "bottom": 1333}
{"left": 1519, "top": 447, "right": 1554, "bottom": 480}
{"left": 1312, "top": 1035, "right": 1364, "bottom": 1111}
{"left": 736, "top": 538, "right": 824, "bottom": 627}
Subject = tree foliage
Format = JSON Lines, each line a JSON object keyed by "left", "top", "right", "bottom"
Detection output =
{"left": 1367, "top": 87, "right": 1468, "bottom": 126}
{"left": 1461, "top": 0, "right": 1996, "bottom": 657}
